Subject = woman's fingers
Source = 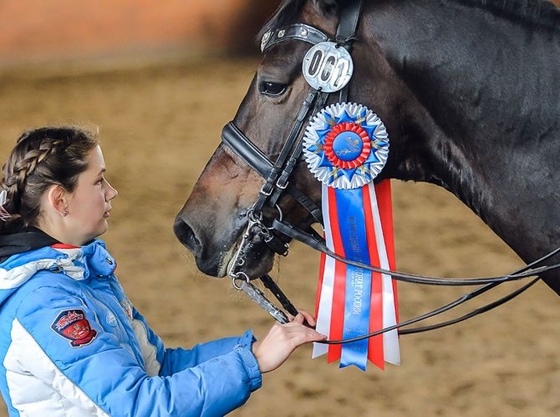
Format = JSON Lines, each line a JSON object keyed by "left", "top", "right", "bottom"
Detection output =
{"left": 253, "top": 320, "right": 326, "bottom": 373}
{"left": 287, "top": 310, "right": 317, "bottom": 327}
{"left": 296, "top": 310, "right": 317, "bottom": 327}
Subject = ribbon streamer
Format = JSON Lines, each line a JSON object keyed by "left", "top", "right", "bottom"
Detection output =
{"left": 312, "top": 181, "right": 399, "bottom": 370}
{"left": 305, "top": 102, "right": 399, "bottom": 370}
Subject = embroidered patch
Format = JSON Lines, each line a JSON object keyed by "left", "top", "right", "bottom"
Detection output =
{"left": 51, "top": 309, "right": 98, "bottom": 348}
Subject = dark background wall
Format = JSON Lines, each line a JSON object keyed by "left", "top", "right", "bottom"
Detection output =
{"left": 0, "top": 0, "right": 280, "bottom": 67}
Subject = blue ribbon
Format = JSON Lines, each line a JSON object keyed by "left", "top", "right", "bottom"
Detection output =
{"left": 335, "top": 187, "right": 372, "bottom": 371}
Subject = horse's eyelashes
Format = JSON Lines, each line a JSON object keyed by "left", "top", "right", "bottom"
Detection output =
{"left": 259, "top": 81, "right": 287, "bottom": 97}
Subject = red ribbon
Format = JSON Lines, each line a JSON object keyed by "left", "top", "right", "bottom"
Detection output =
{"left": 313, "top": 179, "right": 399, "bottom": 370}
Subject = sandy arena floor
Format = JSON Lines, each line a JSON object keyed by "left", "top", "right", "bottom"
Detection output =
{"left": 0, "top": 57, "right": 559, "bottom": 416}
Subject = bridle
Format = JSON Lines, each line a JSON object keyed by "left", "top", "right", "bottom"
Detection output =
{"left": 221, "top": 0, "right": 560, "bottom": 343}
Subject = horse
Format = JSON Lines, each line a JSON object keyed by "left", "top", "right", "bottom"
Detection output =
{"left": 173, "top": 0, "right": 560, "bottom": 318}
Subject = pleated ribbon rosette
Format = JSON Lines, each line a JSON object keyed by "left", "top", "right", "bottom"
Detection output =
{"left": 303, "top": 102, "right": 400, "bottom": 370}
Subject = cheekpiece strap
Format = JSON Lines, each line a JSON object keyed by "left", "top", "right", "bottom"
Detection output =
{"left": 335, "top": 0, "right": 364, "bottom": 45}
{"left": 221, "top": 122, "right": 323, "bottom": 224}
{"left": 261, "top": 23, "right": 329, "bottom": 53}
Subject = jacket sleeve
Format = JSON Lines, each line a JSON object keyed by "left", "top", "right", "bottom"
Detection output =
{"left": 13, "top": 284, "right": 262, "bottom": 417}
{"left": 130, "top": 306, "right": 259, "bottom": 377}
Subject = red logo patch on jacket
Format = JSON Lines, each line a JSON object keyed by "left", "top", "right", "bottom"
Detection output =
{"left": 51, "top": 309, "right": 98, "bottom": 347}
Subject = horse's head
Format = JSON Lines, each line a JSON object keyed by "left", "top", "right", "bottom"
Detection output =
{"left": 173, "top": 0, "right": 436, "bottom": 279}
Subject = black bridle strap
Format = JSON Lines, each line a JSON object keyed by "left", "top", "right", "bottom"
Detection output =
{"left": 268, "top": 92, "right": 330, "bottom": 207}
{"left": 226, "top": 0, "right": 365, "bottom": 222}
{"left": 324, "top": 278, "right": 540, "bottom": 343}
{"left": 223, "top": 1, "right": 365, "bottom": 237}
{"left": 398, "top": 278, "right": 539, "bottom": 335}
{"left": 261, "top": 23, "right": 329, "bottom": 54}
{"left": 251, "top": 89, "right": 324, "bottom": 216}
{"left": 222, "top": 122, "right": 271, "bottom": 178}
{"left": 335, "top": 0, "right": 364, "bottom": 45}
{"left": 260, "top": 274, "right": 299, "bottom": 317}
{"left": 324, "top": 238, "right": 548, "bottom": 342}
{"left": 245, "top": 232, "right": 542, "bottom": 340}
{"left": 272, "top": 218, "right": 560, "bottom": 285}
{"left": 222, "top": 122, "right": 323, "bottom": 224}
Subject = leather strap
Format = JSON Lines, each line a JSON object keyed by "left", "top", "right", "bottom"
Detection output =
{"left": 222, "top": 122, "right": 272, "bottom": 179}
{"left": 222, "top": 122, "right": 323, "bottom": 224}
{"left": 261, "top": 23, "right": 329, "bottom": 53}
{"left": 335, "top": 0, "right": 364, "bottom": 45}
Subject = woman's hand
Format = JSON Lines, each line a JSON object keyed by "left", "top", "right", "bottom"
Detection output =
{"left": 252, "top": 310, "right": 327, "bottom": 373}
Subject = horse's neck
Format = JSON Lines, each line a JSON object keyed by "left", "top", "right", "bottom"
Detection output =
{"left": 368, "top": 1, "right": 560, "bottom": 132}
{"left": 367, "top": 1, "right": 560, "bottom": 280}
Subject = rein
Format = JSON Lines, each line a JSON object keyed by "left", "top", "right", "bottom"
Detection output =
{"left": 222, "top": 0, "right": 560, "bottom": 343}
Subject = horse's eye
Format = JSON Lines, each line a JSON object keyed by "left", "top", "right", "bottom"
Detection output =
{"left": 260, "top": 81, "right": 287, "bottom": 97}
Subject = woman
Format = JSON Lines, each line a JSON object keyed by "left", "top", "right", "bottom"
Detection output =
{"left": 0, "top": 126, "right": 325, "bottom": 416}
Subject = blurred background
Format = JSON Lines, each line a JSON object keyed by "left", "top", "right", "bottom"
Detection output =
{"left": 0, "top": 0, "right": 280, "bottom": 68}
{"left": 0, "top": 0, "right": 558, "bottom": 70}
{"left": 1, "top": 1, "right": 559, "bottom": 417}
{"left": 0, "top": 0, "right": 560, "bottom": 68}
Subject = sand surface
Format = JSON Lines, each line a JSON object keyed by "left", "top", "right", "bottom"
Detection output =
{"left": 0, "top": 57, "right": 558, "bottom": 416}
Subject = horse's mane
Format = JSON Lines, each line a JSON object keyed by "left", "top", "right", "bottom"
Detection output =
{"left": 457, "top": 0, "right": 560, "bottom": 30}
{"left": 257, "top": 0, "right": 560, "bottom": 41}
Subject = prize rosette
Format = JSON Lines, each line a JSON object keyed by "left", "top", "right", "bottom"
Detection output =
{"left": 305, "top": 102, "right": 400, "bottom": 371}
{"left": 303, "top": 102, "right": 389, "bottom": 189}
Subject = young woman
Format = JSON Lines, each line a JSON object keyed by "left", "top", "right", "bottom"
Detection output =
{"left": 0, "top": 126, "right": 325, "bottom": 416}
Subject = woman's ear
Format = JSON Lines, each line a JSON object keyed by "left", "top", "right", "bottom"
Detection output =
{"left": 46, "top": 185, "right": 69, "bottom": 217}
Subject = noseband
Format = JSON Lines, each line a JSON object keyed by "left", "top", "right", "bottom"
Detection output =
{"left": 220, "top": 0, "right": 560, "bottom": 342}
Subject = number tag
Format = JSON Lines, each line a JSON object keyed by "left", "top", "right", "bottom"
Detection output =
{"left": 302, "top": 42, "right": 354, "bottom": 93}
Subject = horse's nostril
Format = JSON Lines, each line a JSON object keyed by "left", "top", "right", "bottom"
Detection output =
{"left": 173, "top": 217, "right": 201, "bottom": 255}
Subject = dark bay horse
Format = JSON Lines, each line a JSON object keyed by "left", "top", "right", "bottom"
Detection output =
{"left": 174, "top": 0, "right": 560, "bottom": 302}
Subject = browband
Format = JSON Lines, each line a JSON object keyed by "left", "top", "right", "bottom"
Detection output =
{"left": 261, "top": 23, "right": 329, "bottom": 53}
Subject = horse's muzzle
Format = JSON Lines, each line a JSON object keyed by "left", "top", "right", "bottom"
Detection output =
{"left": 173, "top": 215, "right": 276, "bottom": 278}
{"left": 173, "top": 216, "right": 225, "bottom": 277}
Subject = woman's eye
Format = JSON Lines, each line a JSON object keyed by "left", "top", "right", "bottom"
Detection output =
{"left": 260, "top": 81, "right": 286, "bottom": 97}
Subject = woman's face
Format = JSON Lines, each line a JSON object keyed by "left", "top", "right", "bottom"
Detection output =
{"left": 64, "top": 145, "right": 118, "bottom": 245}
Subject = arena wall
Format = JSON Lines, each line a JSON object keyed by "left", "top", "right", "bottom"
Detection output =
{"left": 0, "top": 0, "right": 280, "bottom": 67}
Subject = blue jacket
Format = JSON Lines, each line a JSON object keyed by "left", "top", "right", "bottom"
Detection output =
{"left": 0, "top": 234, "right": 262, "bottom": 416}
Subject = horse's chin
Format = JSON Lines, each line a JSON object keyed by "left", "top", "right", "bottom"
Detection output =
{"left": 219, "top": 243, "right": 275, "bottom": 279}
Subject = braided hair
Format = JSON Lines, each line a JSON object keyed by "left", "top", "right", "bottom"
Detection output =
{"left": 0, "top": 126, "right": 99, "bottom": 233}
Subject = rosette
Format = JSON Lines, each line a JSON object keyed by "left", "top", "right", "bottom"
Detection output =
{"left": 303, "top": 102, "right": 389, "bottom": 189}
{"left": 306, "top": 102, "right": 400, "bottom": 371}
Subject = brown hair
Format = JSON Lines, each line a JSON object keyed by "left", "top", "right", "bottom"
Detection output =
{"left": 0, "top": 126, "right": 99, "bottom": 232}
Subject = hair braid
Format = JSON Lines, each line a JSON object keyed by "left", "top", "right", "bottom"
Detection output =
{"left": 2, "top": 139, "right": 63, "bottom": 213}
{"left": 0, "top": 126, "right": 98, "bottom": 232}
